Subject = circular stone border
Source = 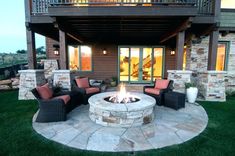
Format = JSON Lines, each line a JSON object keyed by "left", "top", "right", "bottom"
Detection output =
{"left": 88, "top": 92, "right": 156, "bottom": 127}
{"left": 32, "top": 103, "right": 208, "bottom": 152}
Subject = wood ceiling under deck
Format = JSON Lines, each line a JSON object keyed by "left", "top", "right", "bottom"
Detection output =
{"left": 53, "top": 16, "right": 189, "bottom": 44}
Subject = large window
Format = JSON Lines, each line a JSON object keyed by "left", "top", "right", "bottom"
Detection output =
{"left": 69, "top": 45, "right": 92, "bottom": 71}
{"left": 119, "top": 46, "right": 164, "bottom": 83}
{"left": 216, "top": 42, "right": 229, "bottom": 71}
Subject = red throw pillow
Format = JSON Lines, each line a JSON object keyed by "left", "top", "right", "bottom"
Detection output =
{"left": 36, "top": 83, "right": 53, "bottom": 100}
{"left": 76, "top": 77, "right": 90, "bottom": 88}
{"left": 154, "top": 79, "right": 170, "bottom": 89}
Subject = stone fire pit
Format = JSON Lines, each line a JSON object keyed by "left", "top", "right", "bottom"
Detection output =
{"left": 88, "top": 92, "right": 156, "bottom": 127}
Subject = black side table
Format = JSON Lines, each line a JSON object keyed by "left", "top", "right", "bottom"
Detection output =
{"left": 164, "top": 92, "right": 186, "bottom": 110}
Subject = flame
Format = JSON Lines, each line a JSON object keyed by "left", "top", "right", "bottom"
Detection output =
{"left": 117, "top": 83, "right": 129, "bottom": 103}
{"left": 109, "top": 83, "right": 136, "bottom": 104}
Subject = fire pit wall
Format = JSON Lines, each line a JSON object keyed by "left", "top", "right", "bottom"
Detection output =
{"left": 89, "top": 92, "right": 156, "bottom": 128}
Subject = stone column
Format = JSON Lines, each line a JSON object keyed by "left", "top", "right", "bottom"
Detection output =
{"left": 225, "top": 72, "right": 235, "bottom": 92}
{"left": 167, "top": 70, "right": 192, "bottom": 93}
{"left": 197, "top": 71, "right": 226, "bottom": 102}
{"left": 18, "top": 70, "right": 46, "bottom": 100}
{"left": 42, "top": 59, "right": 59, "bottom": 79}
{"left": 53, "top": 70, "right": 71, "bottom": 91}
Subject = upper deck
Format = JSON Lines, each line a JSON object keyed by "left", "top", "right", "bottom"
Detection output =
{"left": 28, "top": 0, "right": 214, "bottom": 16}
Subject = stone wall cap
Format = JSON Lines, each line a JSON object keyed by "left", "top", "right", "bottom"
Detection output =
{"left": 52, "top": 70, "right": 70, "bottom": 73}
{"left": 18, "top": 70, "right": 45, "bottom": 73}
{"left": 198, "top": 71, "right": 227, "bottom": 74}
{"left": 167, "top": 70, "right": 193, "bottom": 74}
{"left": 41, "top": 59, "right": 58, "bottom": 61}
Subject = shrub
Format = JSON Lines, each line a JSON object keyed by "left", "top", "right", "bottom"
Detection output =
{"left": 185, "top": 82, "right": 196, "bottom": 89}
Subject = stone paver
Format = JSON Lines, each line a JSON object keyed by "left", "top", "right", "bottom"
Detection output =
{"left": 32, "top": 103, "right": 208, "bottom": 152}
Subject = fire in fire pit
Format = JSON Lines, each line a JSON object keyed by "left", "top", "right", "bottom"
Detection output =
{"left": 104, "top": 84, "right": 140, "bottom": 104}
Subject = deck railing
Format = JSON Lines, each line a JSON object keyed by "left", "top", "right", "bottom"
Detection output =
{"left": 31, "top": 0, "right": 213, "bottom": 15}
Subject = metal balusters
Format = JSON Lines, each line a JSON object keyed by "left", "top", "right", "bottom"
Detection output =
{"left": 31, "top": 0, "right": 216, "bottom": 14}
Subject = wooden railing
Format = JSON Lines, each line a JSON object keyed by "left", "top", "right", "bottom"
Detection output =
{"left": 31, "top": 0, "right": 213, "bottom": 15}
{"left": 197, "top": 0, "right": 213, "bottom": 15}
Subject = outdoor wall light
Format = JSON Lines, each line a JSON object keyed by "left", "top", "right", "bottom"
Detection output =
{"left": 53, "top": 44, "right": 60, "bottom": 56}
{"left": 170, "top": 50, "right": 175, "bottom": 55}
{"left": 103, "top": 49, "right": 107, "bottom": 55}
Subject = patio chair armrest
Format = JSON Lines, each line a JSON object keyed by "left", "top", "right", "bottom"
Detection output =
{"left": 159, "top": 88, "right": 170, "bottom": 95}
{"left": 143, "top": 85, "right": 154, "bottom": 92}
{"left": 39, "top": 98, "right": 65, "bottom": 106}
{"left": 53, "top": 91, "right": 71, "bottom": 97}
{"left": 73, "top": 86, "right": 86, "bottom": 94}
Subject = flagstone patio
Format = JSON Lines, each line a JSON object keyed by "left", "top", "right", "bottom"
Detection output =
{"left": 32, "top": 103, "right": 208, "bottom": 152}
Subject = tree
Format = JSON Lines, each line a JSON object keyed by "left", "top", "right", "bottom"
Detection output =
{"left": 16, "top": 49, "right": 26, "bottom": 54}
{"left": 36, "top": 46, "right": 46, "bottom": 54}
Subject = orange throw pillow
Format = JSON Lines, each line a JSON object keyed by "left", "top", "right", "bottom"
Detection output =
{"left": 36, "top": 83, "right": 53, "bottom": 100}
{"left": 76, "top": 77, "right": 90, "bottom": 88}
{"left": 155, "top": 79, "right": 170, "bottom": 89}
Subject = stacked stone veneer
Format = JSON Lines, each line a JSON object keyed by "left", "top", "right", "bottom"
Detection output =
{"left": 225, "top": 73, "right": 235, "bottom": 91}
{"left": 185, "top": 33, "right": 235, "bottom": 96}
{"left": 42, "top": 59, "right": 59, "bottom": 79}
{"left": 18, "top": 70, "right": 46, "bottom": 100}
{"left": 89, "top": 92, "right": 155, "bottom": 127}
{"left": 186, "top": 37, "right": 209, "bottom": 72}
{"left": 197, "top": 71, "right": 226, "bottom": 102}
{"left": 167, "top": 70, "right": 192, "bottom": 93}
{"left": 53, "top": 70, "right": 71, "bottom": 91}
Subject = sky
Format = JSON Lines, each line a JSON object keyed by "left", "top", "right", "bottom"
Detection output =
{"left": 0, "top": 1, "right": 45, "bottom": 53}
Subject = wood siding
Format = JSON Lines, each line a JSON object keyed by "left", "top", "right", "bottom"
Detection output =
{"left": 46, "top": 38, "right": 118, "bottom": 80}
{"left": 164, "top": 47, "right": 176, "bottom": 78}
{"left": 46, "top": 38, "right": 176, "bottom": 80}
{"left": 46, "top": 38, "right": 60, "bottom": 60}
{"left": 221, "top": 10, "right": 235, "bottom": 28}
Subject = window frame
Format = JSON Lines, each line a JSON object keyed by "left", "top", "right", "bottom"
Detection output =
{"left": 217, "top": 41, "right": 230, "bottom": 71}
{"left": 68, "top": 45, "right": 93, "bottom": 72}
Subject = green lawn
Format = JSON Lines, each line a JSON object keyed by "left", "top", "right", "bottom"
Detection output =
{"left": 0, "top": 91, "right": 235, "bottom": 156}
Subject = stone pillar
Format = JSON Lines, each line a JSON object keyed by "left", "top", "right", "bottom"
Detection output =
{"left": 225, "top": 72, "right": 235, "bottom": 92}
{"left": 197, "top": 71, "right": 226, "bottom": 102}
{"left": 167, "top": 70, "right": 192, "bottom": 93}
{"left": 53, "top": 70, "right": 71, "bottom": 91}
{"left": 18, "top": 70, "right": 46, "bottom": 100}
{"left": 42, "top": 59, "right": 59, "bottom": 79}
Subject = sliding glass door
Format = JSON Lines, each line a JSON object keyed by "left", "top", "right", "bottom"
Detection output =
{"left": 119, "top": 46, "right": 164, "bottom": 83}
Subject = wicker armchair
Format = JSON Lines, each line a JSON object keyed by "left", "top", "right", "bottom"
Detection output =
{"left": 73, "top": 77, "right": 101, "bottom": 104}
{"left": 32, "top": 87, "right": 82, "bottom": 123}
{"left": 143, "top": 79, "right": 173, "bottom": 106}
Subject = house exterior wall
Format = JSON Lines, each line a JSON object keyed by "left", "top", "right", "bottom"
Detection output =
{"left": 186, "top": 33, "right": 235, "bottom": 92}
{"left": 46, "top": 37, "right": 175, "bottom": 81}
{"left": 46, "top": 38, "right": 60, "bottom": 60}
{"left": 71, "top": 44, "right": 119, "bottom": 81}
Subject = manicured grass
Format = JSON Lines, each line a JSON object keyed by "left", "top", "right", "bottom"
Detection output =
{"left": 0, "top": 91, "right": 235, "bottom": 156}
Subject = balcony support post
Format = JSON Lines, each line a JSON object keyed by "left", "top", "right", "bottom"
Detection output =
{"left": 208, "top": 30, "right": 219, "bottom": 70}
{"left": 175, "top": 31, "right": 185, "bottom": 70}
{"left": 26, "top": 26, "right": 37, "bottom": 69}
{"left": 59, "top": 30, "right": 68, "bottom": 69}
